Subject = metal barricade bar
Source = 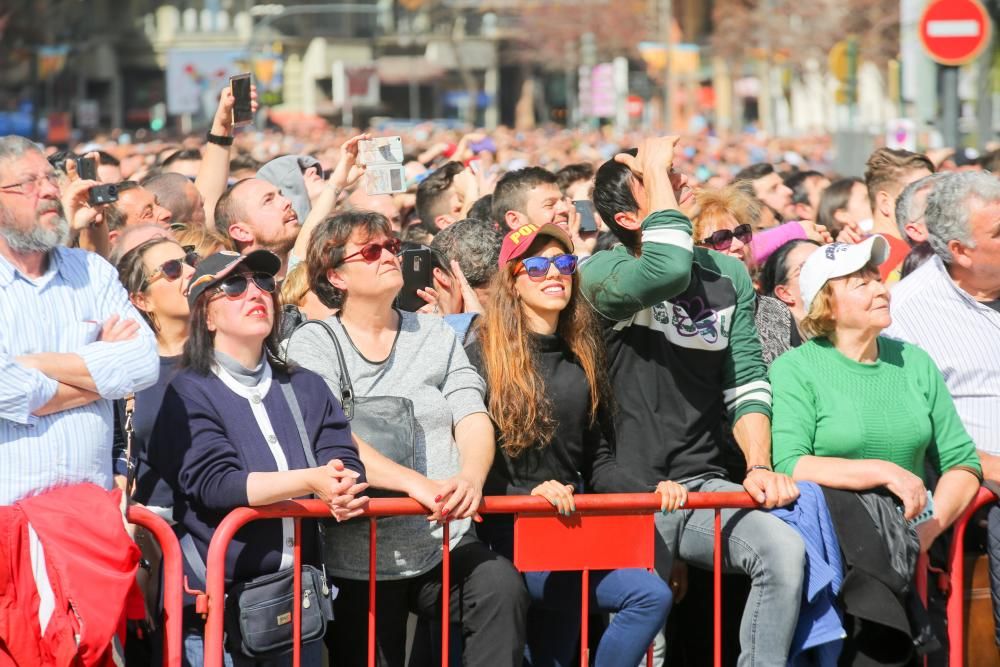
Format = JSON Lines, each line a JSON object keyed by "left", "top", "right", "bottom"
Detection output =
{"left": 200, "top": 492, "right": 757, "bottom": 667}
{"left": 947, "top": 486, "right": 998, "bottom": 667}
{"left": 126, "top": 504, "right": 184, "bottom": 667}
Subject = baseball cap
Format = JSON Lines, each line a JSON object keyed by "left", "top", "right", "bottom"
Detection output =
{"left": 185, "top": 249, "right": 281, "bottom": 307}
{"left": 799, "top": 235, "right": 890, "bottom": 314}
{"left": 498, "top": 222, "right": 573, "bottom": 267}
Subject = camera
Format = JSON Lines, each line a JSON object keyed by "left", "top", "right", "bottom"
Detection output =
{"left": 88, "top": 184, "right": 119, "bottom": 206}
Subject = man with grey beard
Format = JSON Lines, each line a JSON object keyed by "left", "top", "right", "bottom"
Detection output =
{"left": 0, "top": 134, "right": 158, "bottom": 506}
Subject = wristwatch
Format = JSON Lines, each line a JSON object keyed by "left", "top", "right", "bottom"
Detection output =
{"left": 746, "top": 465, "right": 772, "bottom": 475}
{"left": 206, "top": 131, "right": 234, "bottom": 147}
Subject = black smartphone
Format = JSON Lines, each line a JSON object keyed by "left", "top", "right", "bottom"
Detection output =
{"left": 397, "top": 247, "right": 433, "bottom": 312}
{"left": 230, "top": 73, "right": 253, "bottom": 127}
{"left": 574, "top": 200, "right": 598, "bottom": 233}
{"left": 77, "top": 156, "right": 97, "bottom": 181}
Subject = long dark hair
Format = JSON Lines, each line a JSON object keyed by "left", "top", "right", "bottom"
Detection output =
{"left": 758, "top": 238, "right": 820, "bottom": 297}
{"left": 476, "top": 250, "right": 608, "bottom": 458}
{"left": 180, "top": 287, "right": 288, "bottom": 375}
{"left": 816, "top": 177, "right": 864, "bottom": 237}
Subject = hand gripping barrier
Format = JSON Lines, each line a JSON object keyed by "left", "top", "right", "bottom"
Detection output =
{"left": 196, "top": 492, "right": 756, "bottom": 667}
{"left": 125, "top": 504, "right": 184, "bottom": 667}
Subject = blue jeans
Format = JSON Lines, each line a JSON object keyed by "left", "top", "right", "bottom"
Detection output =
{"left": 653, "top": 477, "right": 806, "bottom": 667}
{"left": 523, "top": 568, "right": 671, "bottom": 667}
{"left": 183, "top": 631, "right": 323, "bottom": 666}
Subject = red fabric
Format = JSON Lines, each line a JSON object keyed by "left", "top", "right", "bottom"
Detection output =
{"left": 880, "top": 234, "right": 911, "bottom": 283}
{"left": 0, "top": 506, "right": 46, "bottom": 666}
{"left": 0, "top": 484, "right": 141, "bottom": 666}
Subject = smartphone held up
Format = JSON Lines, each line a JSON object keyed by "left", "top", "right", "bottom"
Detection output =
{"left": 230, "top": 73, "right": 254, "bottom": 127}
{"left": 359, "top": 136, "right": 406, "bottom": 195}
{"left": 396, "top": 246, "right": 433, "bottom": 312}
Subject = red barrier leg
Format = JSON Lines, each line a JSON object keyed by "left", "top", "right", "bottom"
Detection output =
{"left": 714, "top": 509, "right": 722, "bottom": 667}
{"left": 126, "top": 506, "right": 183, "bottom": 667}
{"left": 441, "top": 521, "right": 451, "bottom": 667}
{"left": 946, "top": 487, "right": 996, "bottom": 667}
{"left": 293, "top": 519, "right": 302, "bottom": 667}
{"left": 581, "top": 568, "right": 590, "bottom": 667}
{"left": 368, "top": 517, "right": 378, "bottom": 667}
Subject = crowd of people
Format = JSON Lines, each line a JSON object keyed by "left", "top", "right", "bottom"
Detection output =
{"left": 1, "top": 82, "right": 999, "bottom": 667}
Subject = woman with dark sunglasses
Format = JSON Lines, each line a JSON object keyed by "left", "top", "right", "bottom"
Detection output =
{"left": 285, "top": 211, "right": 529, "bottom": 667}
{"left": 466, "top": 222, "right": 677, "bottom": 667}
{"left": 692, "top": 186, "right": 756, "bottom": 265}
{"left": 116, "top": 238, "right": 200, "bottom": 509}
{"left": 692, "top": 187, "right": 799, "bottom": 366}
{"left": 147, "top": 249, "right": 368, "bottom": 666}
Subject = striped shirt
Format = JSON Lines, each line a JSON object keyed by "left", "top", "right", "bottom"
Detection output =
{"left": 885, "top": 255, "right": 1000, "bottom": 455}
{"left": 0, "top": 247, "right": 159, "bottom": 504}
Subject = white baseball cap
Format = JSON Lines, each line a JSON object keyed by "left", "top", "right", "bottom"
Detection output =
{"left": 799, "top": 235, "right": 890, "bottom": 314}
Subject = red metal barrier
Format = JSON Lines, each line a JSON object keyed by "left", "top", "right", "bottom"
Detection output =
{"left": 946, "top": 486, "right": 998, "bottom": 667}
{"left": 126, "top": 505, "right": 184, "bottom": 667}
{"left": 198, "top": 492, "right": 755, "bottom": 667}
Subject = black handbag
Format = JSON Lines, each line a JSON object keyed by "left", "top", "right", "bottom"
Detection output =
{"left": 179, "top": 378, "right": 335, "bottom": 660}
{"left": 296, "top": 318, "right": 417, "bottom": 472}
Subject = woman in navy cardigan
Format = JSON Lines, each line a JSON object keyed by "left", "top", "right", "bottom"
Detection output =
{"left": 147, "top": 250, "right": 368, "bottom": 666}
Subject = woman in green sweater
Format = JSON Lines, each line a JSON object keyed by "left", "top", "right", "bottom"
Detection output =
{"left": 770, "top": 235, "right": 982, "bottom": 552}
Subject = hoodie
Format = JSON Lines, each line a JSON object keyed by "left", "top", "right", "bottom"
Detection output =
{"left": 256, "top": 154, "right": 321, "bottom": 224}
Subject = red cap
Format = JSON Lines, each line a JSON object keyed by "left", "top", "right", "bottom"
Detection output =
{"left": 498, "top": 223, "right": 574, "bottom": 267}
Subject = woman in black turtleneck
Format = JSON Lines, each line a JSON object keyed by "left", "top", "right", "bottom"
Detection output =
{"left": 466, "top": 222, "right": 685, "bottom": 667}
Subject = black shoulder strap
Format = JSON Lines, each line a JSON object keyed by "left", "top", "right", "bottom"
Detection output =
{"left": 278, "top": 372, "right": 329, "bottom": 558}
{"left": 278, "top": 376, "right": 317, "bottom": 469}
{"left": 288, "top": 319, "right": 356, "bottom": 419}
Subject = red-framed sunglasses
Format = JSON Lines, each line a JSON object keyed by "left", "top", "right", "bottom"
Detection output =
{"left": 339, "top": 238, "right": 402, "bottom": 264}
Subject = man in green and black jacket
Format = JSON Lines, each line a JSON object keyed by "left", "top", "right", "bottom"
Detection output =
{"left": 581, "top": 137, "right": 805, "bottom": 667}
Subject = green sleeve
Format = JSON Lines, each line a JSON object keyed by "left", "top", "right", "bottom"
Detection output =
{"left": 579, "top": 209, "right": 693, "bottom": 321}
{"left": 769, "top": 353, "right": 818, "bottom": 476}
{"left": 721, "top": 259, "right": 771, "bottom": 423}
{"left": 917, "top": 346, "right": 982, "bottom": 476}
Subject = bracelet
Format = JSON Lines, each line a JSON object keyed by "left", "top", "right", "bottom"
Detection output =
{"left": 206, "top": 131, "right": 234, "bottom": 147}
{"left": 746, "top": 465, "right": 772, "bottom": 475}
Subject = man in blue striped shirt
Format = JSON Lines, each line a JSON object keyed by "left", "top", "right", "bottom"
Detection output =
{"left": 0, "top": 135, "right": 159, "bottom": 505}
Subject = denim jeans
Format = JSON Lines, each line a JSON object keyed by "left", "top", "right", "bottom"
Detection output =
{"left": 653, "top": 477, "right": 806, "bottom": 667}
{"left": 523, "top": 568, "right": 671, "bottom": 667}
{"left": 183, "top": 631, "right": 323, "bottom": 666}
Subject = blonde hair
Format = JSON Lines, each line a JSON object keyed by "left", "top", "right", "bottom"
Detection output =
{"left": 799, "top": 266, "right": 880, "bottom": 339}
{"left": 799, "top": 281, "right": 836, "bottom": 339}
{"left": 173, "top": 224, "right": 232, "bottom": 258}
{"left": 691, "top": 186, "right": 760, "bottom": 241}
{"left": 280, "top": 262, "right": 310, "bottom": 308}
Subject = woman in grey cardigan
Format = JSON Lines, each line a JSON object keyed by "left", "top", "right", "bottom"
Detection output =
{"left": 285, "top": 211, "right": 528, "bottom": 667}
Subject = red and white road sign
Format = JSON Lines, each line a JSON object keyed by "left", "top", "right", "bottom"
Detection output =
{"left": 919, "top": 0, "right": 992, "bottom": 66}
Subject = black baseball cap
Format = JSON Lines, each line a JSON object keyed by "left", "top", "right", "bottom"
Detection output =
{"left": 185, "top": 249, "right": 281, "bottom": 307}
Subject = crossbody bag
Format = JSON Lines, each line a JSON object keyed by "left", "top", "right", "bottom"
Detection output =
{"left": 294, "top": 318, "right": 417, "bottom": 473}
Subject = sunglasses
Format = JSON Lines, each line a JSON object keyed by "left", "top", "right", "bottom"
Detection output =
{"left": 143, "top": 251, "right": 200, "bottom": 289}
{"left": 517, "top": 254, "right": 578, "bottom": 280}
{"left": 214, "top": 272, "right": 277, "bottom": 299}
{"left": 339, "top": 238, "right": 402, "bottom": 264}
{"left": 700, "top": 224, "right": 753, "bottom": 251}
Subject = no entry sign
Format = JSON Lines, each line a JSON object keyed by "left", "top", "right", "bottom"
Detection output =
{"left": 919, "top": 0, "right": 992, "bottom": 66}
